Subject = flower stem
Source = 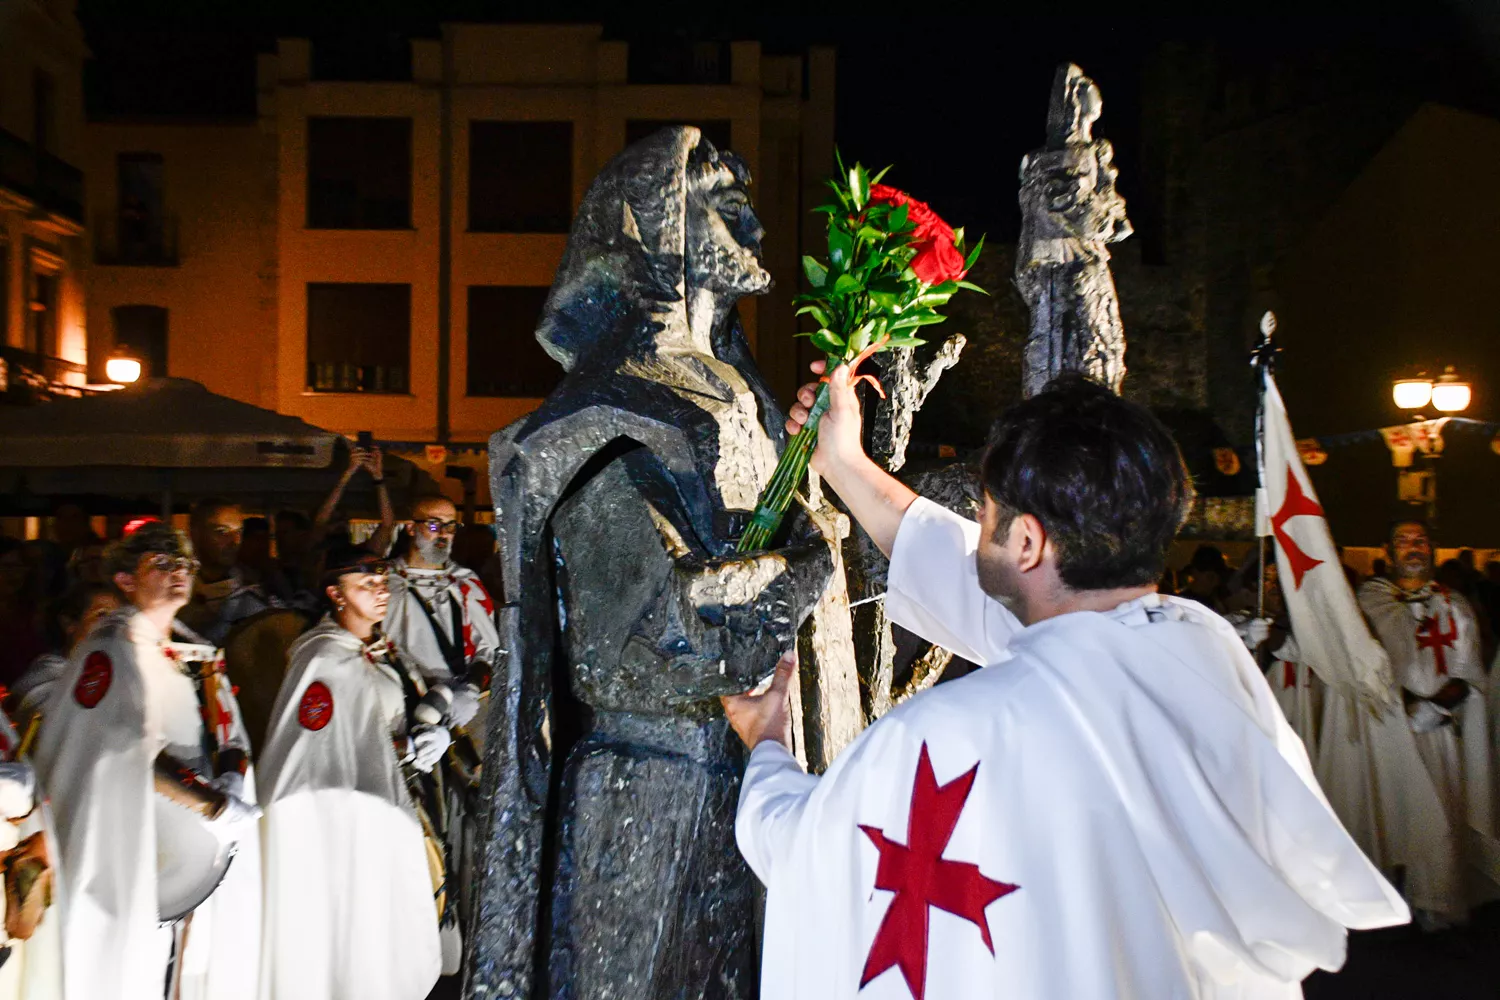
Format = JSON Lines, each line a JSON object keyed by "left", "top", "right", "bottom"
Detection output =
{"left": 737, "top": 379, "right": 833, "bottom": 552}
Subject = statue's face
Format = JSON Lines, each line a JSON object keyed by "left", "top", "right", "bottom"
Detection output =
{"left": 1022, "top": 140, "right": 1132, "bottom": 246}
{"left": 685, "top": 166, "right": 771, "bottom": 295}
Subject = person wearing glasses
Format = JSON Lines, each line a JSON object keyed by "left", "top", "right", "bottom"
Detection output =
{"left": 384, "top": 495, "right": 497, "bottom": 738}
{"left": 32, "top": 520, "right": 263, "bottom": 1000}
{"left": 258, "top": 544, "right": 446, "bottom": 1000}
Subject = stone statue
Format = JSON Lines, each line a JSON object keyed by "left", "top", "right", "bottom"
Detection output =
{"left": 1015, "top": 63, "right": 1132, "bottom": 396}
{"left": 468, "top": 127, "right": 841, "bottom": 999}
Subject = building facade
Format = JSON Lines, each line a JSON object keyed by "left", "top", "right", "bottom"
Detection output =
{"left": 0, "top": 0, "right": 88, "bottom": 401}
{"left": 83, "top": 24, "right": 835, "bottom": 474}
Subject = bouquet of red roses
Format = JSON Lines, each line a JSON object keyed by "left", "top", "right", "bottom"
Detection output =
{"left": 738, "top": 159, "right": 983, "bottom": 552}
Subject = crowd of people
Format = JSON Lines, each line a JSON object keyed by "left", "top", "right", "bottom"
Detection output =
{"left": 0, "top": 411, "right": 1496, "bottom": 998}
{"left": 0, "top": 447, "right": 505, "bottom": 998}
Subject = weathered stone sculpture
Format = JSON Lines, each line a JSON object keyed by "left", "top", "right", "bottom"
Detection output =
{"left": 1015, "top": 63, "right": 1132, "bottom": 396}
{"left": 469, "top": 127, "right": 841, "bottom": 999}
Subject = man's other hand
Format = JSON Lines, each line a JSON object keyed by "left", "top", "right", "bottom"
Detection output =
{"left": 722, "top": 652, "right": 798, "bottom": 751}
{"left": 786, "top": 361, "right": 865, "bottom": 478}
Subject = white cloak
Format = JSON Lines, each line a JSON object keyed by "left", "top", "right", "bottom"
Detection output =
{"left": 737, "top": 499, "right": 1407, "bottom": 1000}
{"left": 1269, "top": 635, "right": 1321, "bottom": 753}
{"left": 31, "top": 607, "right": 261, "bottom": 1000}
{"left": 1355, "top": 579, "right": 1498, "bottom": 909}
{"left": 384, "top": 561, "right": 499, "bottom": 689}
{"left": 256, "top": 618, "right": 440, "bottom": 1000}
{"left": 0, "top": 705, "right": 64, "bottom": 1000}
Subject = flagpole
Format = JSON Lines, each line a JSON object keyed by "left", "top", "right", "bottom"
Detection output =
{"left": 1250, "top": 311, "right": 1279, "bottom": 622}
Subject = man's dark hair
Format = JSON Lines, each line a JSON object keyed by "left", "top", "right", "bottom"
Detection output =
{"left": 275, "top": 509, "right": 310, "bottom": 531}
{"left": 102, "top": 521, "right": 193, "bottom": 584}
{"left": 190, "top": 497, "right": 239, "bottom": 530}
{"left": 979, "top": 374, "right": 1194, "bottom": 591}
{"left": 243, "top": 516, "right": 271, "bottom": 538}
{"left": 1387, "top": 517, "right": 1431, "bottom": 550}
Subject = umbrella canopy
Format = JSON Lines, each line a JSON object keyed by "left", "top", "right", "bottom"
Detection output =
{"left": 0, "top": 379, "right": 439, "bottom": 516}
{"left": 0, "top": 377, "right": 337, "bottom": 468}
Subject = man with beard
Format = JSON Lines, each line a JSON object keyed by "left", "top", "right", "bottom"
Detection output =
{"left": 32, "top": 522, "right": 262, "bottom": 1000}
{"left": 1358, "top": 518, "right": 1496, "bottom": 927}
{"left": 384, "top": 495, "right": 495, "bottom": 734}
{"left": 723, "top": 370, "right": 1408, "bottom": 999}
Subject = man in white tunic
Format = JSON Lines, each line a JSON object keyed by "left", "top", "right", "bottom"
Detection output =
{"left": 1357, "top": 519, "right": 1497, "bottom": 923}
{"left": 32, "top": 523, "right": 262, "bottom": 1000}
{"left": 724, "top": 367, "right": 1408, "bottom": 1000}
{"left": 385, "top": 495, "right": 497, "bottom": 734}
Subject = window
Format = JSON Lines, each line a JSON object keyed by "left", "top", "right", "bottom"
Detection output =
{"left": 33, "top": 70, "right": 56, "bottom": 153}
{"left": 27, "top": 268, "right": 58, "bottom": 358}
{"left": 306, "top": 283, "right": 410, "bottom": 393}
{"left": 468, "top": 122, "right": 573, "bottom": 233}
{"left": 112, "top": 305, "right": 169, "bottom": 377}
{"left": 307, "top": 118, "right": 412, "bottom": 229}
{"left": 627, "top": 41, "right": 730, "bottom": 85}
{"left": 625, "top": 119, "right": 732, "bottom": 153}
{"left": 466, "top": 286, "right": 560, "bottom": 398}
{"left": 117, "top": 154, "right": 168, "bottom": 264}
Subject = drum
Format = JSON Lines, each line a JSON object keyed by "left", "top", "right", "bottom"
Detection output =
{"left": 155, "top": 795, "right": 236, "bottom": 924}
{"left": 222, "top": 608, "right": 310, "bottom": 750}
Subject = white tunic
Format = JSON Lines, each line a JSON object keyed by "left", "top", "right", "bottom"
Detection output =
{"left": 737, "top": 498, "right": 1407, "bottom": 1000}
{"left": 0, "top": 705, "right": 63, "bottom": 1000}
{"left": 1355, "top": 578, "right": 1498, "bottom": 913}
{"left": 31, "top": 607, "right": 262, "bottom": 1000}
{"left": 256, "top": 618, "right": 441, "bottom": 1000}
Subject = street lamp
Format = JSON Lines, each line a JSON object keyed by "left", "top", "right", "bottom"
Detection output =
{"left": 1392, "top": 374, "right": 1433, "bottom": 411}
{"left": 1430, "top": 366, "right": 1471, "bottom": 413}
{"left": 105, "top": 348, "right": 142, "bottom": 384}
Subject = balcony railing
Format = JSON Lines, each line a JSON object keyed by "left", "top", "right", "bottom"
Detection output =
{"left": 93, "top": 212, "right": 181, "bottom": 266}
{"left": 0, "top": 126, "right": 84, "bottom": 226}
{"left": 0, "top": 345, "right": 88, "bottom": 404}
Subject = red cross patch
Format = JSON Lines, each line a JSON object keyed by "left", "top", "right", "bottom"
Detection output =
{"left": 74, "top": 651, "right": 114, "bottom": 708}
{"left": 298, "top": 681, "right": 334, "bottom": 731}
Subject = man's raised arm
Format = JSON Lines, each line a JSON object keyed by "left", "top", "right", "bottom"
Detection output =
{"left": 789, "top": 363, "right": 1019, "bottom": 665}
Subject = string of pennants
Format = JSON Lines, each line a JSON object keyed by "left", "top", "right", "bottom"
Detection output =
{"left": 1211, "top": 416, "right": 1500, "bottom": 477}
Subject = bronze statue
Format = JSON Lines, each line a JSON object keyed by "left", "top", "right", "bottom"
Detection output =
{"left": 468, "top": 127, "right": 838, "bottom": 999}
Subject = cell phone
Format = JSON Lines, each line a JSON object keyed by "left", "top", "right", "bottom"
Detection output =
{"left": 357, "top": 430, "right": 373, "bottom": 449}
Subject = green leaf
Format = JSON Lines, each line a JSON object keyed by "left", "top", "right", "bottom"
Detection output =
{"left": 952, "top": 226, "right": 965, "bottom": 247}
{"left": 868, "top": 164, "right": 892, "bottom": 189}
{"left": 963, "top": 235, "right": 985, "bottom": 272}
{"left": 847, "top": 320, "right": 875, "bottom": 354}
{"left": 849, "top": 165, "right": 869, "bottom": 211}
{"left": 802, "top": 256, "right": 829, "bottom": 289}
{"left": 956, "top": 280, "right": 989, "bottom": 295}
{"left": 809, "top": 328, "right": 845, "bottom": 353}
{"left": 812, "top": 203, "right": 839, "bottom": 216}
{"left": 884, "top": 334, "right": 927, "bottom": 348}
{"left": 889, "top": 202, "right": 910, "bottom": 233}
{"left": 890, "top": 309, "right": 947, "bottom": 330}
{"left": 831, "top": 273, "right": 863, "bottom": 297}
{"left": 828, "top": 225, "right": 853, "bottom": 268}
{"left": 796, "top": 303, "right": 832, "bottom": 327}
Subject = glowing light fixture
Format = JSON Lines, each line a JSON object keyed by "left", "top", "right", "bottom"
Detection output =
{"left": 1430, "top": 366, "right": 1471, "bottom": 413}
{"left": 105, "top": 350, "right": 142, "bottom": 384}
{"left": 1392, "top": 376, "right": 1432, "bottom": 410}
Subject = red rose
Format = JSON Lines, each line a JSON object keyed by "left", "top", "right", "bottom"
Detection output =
{"left": 869, "top": 184, "right": 966, "bottom": 284}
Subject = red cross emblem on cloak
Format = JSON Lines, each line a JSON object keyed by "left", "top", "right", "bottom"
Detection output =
{"left": 859, "top": 743, "right": 1020, "bottom": 1000}
{"left": 1271, "top": 465, "right": 1325, "bottom": 589}
{"left": 1416, "top": 613, "right": 1458, "bottom": 676}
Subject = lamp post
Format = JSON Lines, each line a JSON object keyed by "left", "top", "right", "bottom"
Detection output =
{"left": 1391, "top": 366, "right": 1470, "bottom": 525}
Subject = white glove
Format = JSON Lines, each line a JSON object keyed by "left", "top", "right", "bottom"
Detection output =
{"left": 210, "top": 771, "right": 246, "bottom": 802}
{"left": 409, "top": 725, "right": 452, "bottom": 773}
{"left": 447, "top": 683, "right": 481, "bottom": 728}
{"left": 413, "top": 685, "right": 452, "bottom": 727}
{"left": 0, "top": 762, "right": 36, "bottom": 820}
{"left": 1407, "top": 699, "right": 1451, "bottom": 734}
{"left": 208, "top": 792, "right": 262, "bottom": 844}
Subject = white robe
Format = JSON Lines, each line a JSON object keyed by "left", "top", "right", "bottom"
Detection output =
{"left": 256, "top": 618, "right": 440, "bottom": 1000}
{"left": 31, "top": 607, "right": 261, "bottom": 1000}
{"left": 1355, "top": 579, "right": 1498, "bottom": 911}
{"left": 737, "top": 498, "right": 1407, "bottom": 1000}
{"left": 0, "top": 706, "right": 64, "bottom": 1000}
{"left": 1269, "top": 635, "right": 1321, "bottom": 754}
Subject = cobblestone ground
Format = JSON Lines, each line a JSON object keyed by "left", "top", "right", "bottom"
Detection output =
{"left": 1305, "top": 902, "right": 1500, "bottom": 999}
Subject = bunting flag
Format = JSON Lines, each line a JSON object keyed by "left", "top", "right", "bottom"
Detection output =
{"left": 1258, "top": 374, "right": 1397, "bottom": 709}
